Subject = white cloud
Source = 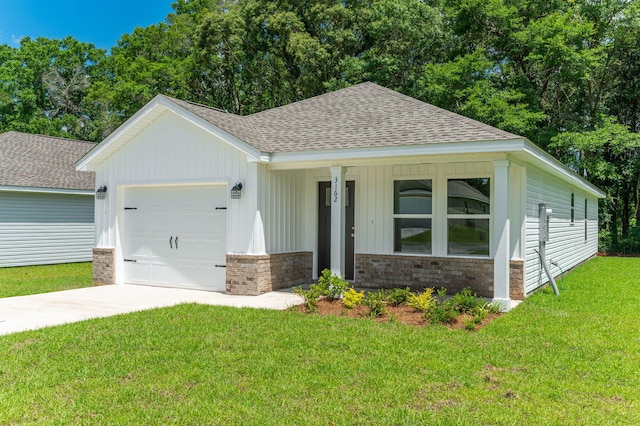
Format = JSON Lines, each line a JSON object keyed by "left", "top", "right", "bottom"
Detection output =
{"left": 11, "top": 34, "right": 25, "bottom": 46}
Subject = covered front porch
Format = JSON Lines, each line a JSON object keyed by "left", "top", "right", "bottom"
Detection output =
{"left": 227, "top": 153, "right": 525, "bottom": 310}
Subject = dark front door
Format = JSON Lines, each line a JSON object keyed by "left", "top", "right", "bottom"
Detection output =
{"left": 318, "top": 181, "right": 355, "bottom": 280}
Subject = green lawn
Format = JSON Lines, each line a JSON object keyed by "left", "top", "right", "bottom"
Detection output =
{"left": 0, "top": 262, "right": 92, "bottom": 298}
{"left": 1, "top": 257, "right": 638, "bottom": 424}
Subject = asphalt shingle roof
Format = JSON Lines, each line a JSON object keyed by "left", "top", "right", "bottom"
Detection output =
{"left": 168, "top": 98, "right": 272, "bottom": 152}
{"left": 168, "top": 82, "right": 521, "bottom": 154}
{"left": 0, "top": 131, "right": 96, "bottom": 190}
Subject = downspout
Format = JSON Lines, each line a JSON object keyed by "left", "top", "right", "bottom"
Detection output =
{"left": 537, "top": 204, "right": 560, "bottom": 296}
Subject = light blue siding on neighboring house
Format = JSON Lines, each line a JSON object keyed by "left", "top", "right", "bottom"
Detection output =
{"left": 0, "top": 191, "right": 95, "bottom": 267}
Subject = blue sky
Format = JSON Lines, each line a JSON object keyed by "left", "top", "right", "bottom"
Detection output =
{"left": 0, "top": 1, "right": 174, "bottom": 50}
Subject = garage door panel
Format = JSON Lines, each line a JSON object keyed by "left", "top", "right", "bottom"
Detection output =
{"left": 128, "top": 235, "right": 175, "bottom": 259}
{"left": 124, "top": 185, "right": 227, "bottom": 292}
{"left": 172, "top": 235, "right": 226, "bottom": 261}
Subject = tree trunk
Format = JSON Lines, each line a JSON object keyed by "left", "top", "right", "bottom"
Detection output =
{"left": 635, "top": 176, "right": 640, "bottom": 225}
{"left": 622, "top": 190, "right": 630, "bottom": 237}
{"left": 610, "top": 198, "right": 619, "bottom": 245}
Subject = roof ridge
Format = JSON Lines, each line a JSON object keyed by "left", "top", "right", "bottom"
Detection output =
{"left": 247, "top": 82, "right": 374, "bottom": 119}
{"left": 366, "top": 84, "right": 521, "bottom": 140}
{"left": 0, "top": 130, "right": 97, "bottom": 145}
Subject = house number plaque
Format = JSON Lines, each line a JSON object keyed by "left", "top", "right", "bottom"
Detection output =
{"left": 333, "top": 176, "right": 339, "bottom": 203}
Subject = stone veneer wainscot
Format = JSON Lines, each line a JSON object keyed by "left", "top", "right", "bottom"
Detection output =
{"left": 92, "top": 248, "right": 115, "bottom": 286}
{"left": 226, "top": 252, "right": 313, "bottom": 295}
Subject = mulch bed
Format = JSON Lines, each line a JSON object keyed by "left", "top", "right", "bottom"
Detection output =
{"left": 295, "top": 297, "right": 501, "bottom": 330}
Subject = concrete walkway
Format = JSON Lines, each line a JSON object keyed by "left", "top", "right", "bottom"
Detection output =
{"left": 0, "top": 285, "right": 303, "bottom": 336}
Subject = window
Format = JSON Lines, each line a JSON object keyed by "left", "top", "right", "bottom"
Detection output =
{"left": 584, "top": 198, "right": 588, "bottom": 241}
{"left": 393, "top": 180, "right": 432, "bottom": 254}
{"left": 447, "top": 178, "right": 490, "bottom": 256}
{"left": 571, "top": 193, "right": 575, "bottom": 223}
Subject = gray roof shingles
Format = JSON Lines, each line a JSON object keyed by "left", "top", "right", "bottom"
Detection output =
{"left": 0, "top": 131, "right": 96, "bottom": 190}
{"left": 168, "top": 82, "right": 521, "bottom": 154}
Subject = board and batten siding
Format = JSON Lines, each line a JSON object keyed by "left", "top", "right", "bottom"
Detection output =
{"left": 349, "top": 161, "right": 508, "bottom": 257}
{"left": 94, "top": 110, "right": 258, "bottom": 283}
{"left": 524, "top": 165, "right": 598, "bottom": 294}
{"left": 294, "top": 159, "right": 524, "bottom": 278}
{"left": 0, "top": 191, "right": 94, "bottom": 267}
{"left": 259, "top": 167, "right": 307, "bottom": 254}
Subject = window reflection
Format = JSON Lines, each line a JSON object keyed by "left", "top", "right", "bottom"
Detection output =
{"left": 447, "top": 178, "right": 490, "bottom": 215}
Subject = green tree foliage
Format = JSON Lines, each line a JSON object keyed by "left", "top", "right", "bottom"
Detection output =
{"left": 416, "top": 50, "right": 546, "bottom": 137}
{"left": 0, "top": 37, "right": 107, "bottom": 140}
{"left": 191, "top": 0, "right": 444, "bottom": 114}
{"left": 551, "top": 118, "right": 640, "bottom": 247}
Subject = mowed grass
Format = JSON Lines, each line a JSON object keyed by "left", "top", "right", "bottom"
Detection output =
{"left": 0, "top": 262, "right": 92, "bottom": 298}
{"left": 0, "top": 257, "right": 638, "bottom": 424}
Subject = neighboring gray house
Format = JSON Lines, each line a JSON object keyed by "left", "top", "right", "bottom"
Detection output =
{"left": 78, "top": 82, "right": 604, "bottom": 309}
{"left": 0, "top": 131, "right": 95, "bottom": 267}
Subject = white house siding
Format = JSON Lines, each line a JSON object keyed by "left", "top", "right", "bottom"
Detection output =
{"left": 93, "top": 110, "right": 256, "bottom": 283}
{"left": 0, "top": 191, "right": 94, "bottom": 267}
{"left": 258, "top": 167, "right": 307, "bottom": 254}
{"left": 350, "top": 160, "right": 500, "bottom": 257}
{"left": 293, "top": 158, "right": 526, "bottom": 279}
{"left": 524, "top": 165, "right": 599, "bottom": 294}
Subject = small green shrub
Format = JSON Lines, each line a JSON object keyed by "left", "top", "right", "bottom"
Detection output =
{"left": 386, "top": 309, "right": 398, "bottom": 323}
{"left": 363, "top": 290, "right": 387, "bottom": 317}
{"left": 343, "top": 288, "right": 365, "bottom": 309}
{"left": 427, "top": 300, "right": 458, "bottom": 325}
{"left": 318, "top": 269, "right": 349, "bottom": 300}
{"left": 407, "top": 288, "right": 434, "bottom": 312}
{"left": 452, "top": 287, "right": 481, "bottom": 313}
{"left": 387, "top": 287, "right": 412, "bottom": 306}
{"left": 471, "top": 304, "right": 489, "bottom": 324}
{"left": 488, "top": 302, "right": 502, "bottom": 314}
{"left": 436, "top": 287, "right": 447, "bottom": 300}
{"left": 293, "top": 284, "right": 325, "bottom": 312}
{"left": 463, "top": 315, "right": 477, "bottom": 331}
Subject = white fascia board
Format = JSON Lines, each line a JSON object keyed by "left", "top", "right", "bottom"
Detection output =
{"left": 76, "top": 95, "right": 168, "bottom": 171}
{"left": 0, "top": 185, "right": 94, "bottom": 195}
{"left": 77, "top": 95, "right": 264, "bottom": 171}
{"left": 267, "top": 139, "right": 527, "bottom": 167}
{"left": 521, "top": 140, "right": 606, "bottom": 198}
{"left": 160, "top": 97, "right": 264, "bottom": 161}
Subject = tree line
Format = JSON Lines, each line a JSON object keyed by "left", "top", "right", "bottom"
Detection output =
{"left": 1, "top": 0, "right": 639, "bottom": 251}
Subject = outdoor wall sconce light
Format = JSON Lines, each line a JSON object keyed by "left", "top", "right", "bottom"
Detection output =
{"left": 96, "top": 185, "right": 108, "bottom": 200}
{"left": 231, "top": 182, "right": 243, "bottom": 199}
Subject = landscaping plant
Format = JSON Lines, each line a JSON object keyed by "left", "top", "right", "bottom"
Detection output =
{"left": 363, "top": 290, "right": 387, "bottom": 317}
{"left": 342, "top": 288, "right": 364, "bottom": 309}
{"left": 451, "top": 287, "right": 481, "bottom": 313}
{"left": 293, "top": 284, "right": 325, "bottom": 312}
{"left": 317, "top": 268, "right": 349, "bottom": 300}
{"left": 386, "top": 287, "right": 412, "bottom": 306}
{"left": 426, "top": 299, "right": 458, "bottom": 324}
{"left": 406, "top": 288, "right": 434, "bottom": 312}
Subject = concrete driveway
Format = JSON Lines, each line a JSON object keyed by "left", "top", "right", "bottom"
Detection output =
{"left": 0, "top": 284, "right": 303, "bottom": 336}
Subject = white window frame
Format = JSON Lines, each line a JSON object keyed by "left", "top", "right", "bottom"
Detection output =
{"left": 392, "top": 178, "right": 434, "bottom": 255}
{"left": 571, "top": 192, "right": 575, "bottom": 224}
{"left": 446, "top": 177, "right": 492, "bottom": 257}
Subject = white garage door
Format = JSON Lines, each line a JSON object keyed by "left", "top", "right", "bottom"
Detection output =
{"left": 123, "top": 185, "right": 227, "bottom": 291}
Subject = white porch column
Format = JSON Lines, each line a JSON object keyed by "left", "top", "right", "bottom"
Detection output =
{"left": 493, "top": 160, "right": 511, "bottom": 311}
{"left": 330, "top": 166, "right": 346, "bottom": 276}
